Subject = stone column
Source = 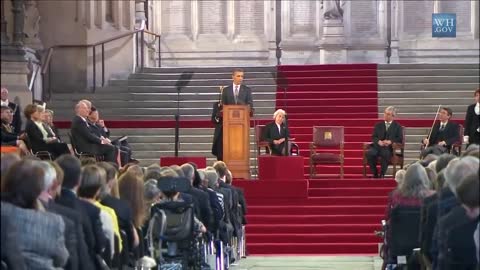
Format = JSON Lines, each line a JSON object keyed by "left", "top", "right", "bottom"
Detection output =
{"left": 1, "top": 0, "right": 9, "bottom": 44}
{"left": 11, "top": 0, "right": 25, "bottom": 46}
{"left": 23, "top": 0, "right": 42, "bottom": 50}
{"left": 319, "top": 0, "right": 347, "bottom": 63}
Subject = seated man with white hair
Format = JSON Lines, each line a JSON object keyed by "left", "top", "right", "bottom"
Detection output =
{"left": 263, "top": 109, "right": 292, "bottom": 156}
{"left": 366, "top": 106, "right": 403, "bottom": 178}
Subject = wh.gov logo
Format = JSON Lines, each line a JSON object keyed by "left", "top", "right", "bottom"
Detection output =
{"left": 432, "top": 13, "right": 456, "bottom": 38}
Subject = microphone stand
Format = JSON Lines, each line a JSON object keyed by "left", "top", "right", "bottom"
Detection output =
{"left": 174, "top": 86, "right": 180, "bottom": 157}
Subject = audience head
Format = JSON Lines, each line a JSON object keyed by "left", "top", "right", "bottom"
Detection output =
{"left": 474, "top": 88, "right": 480, "bottom": 103}
{"left": 1, "top": 159, "right": 45, "bottom": 209}
{"left": 169, "top": 165, "right": 185, "bottom": 177}
{"left": 435, "top": 153, "right": 456, "bottom": 173}
{"left": 96, "top": 161, "right": 118, "bottom": 198}
{"left": 401, "top": 162, "right": 431, "bottom": 199}
{"left": 88, "top": 106, "right": 99, "bottom": 123}
{"left": 37, "top": 161, "right": 57, "bottom": 193}
{"left": 394, "top": 169, "right": 406, "bottom": 186}
{"left": 43, "top": 109, "right": 54, "bottom": 125}
{"left": 78, "top": 165, "right": 106, "bottom": 200}
{"left": 144, "top": 164, "right": 161, "bottom": 181}
{"left": 0, "top": 86, "right": 8, "bottom": 101}
{"left": 55, "top": 154, "right": 82, "bottom": 190}
{"left": 1, "top": 105, "right": 13, "bottom": 124}
{"left": 420, "top": 154, "right": 438, "bottom": 167}
{"left": 444, "top": 156, "right": 479, "bottom": 195}
{"left": 462, "top": 144, "right": 479, "bottom": 158}
{"left": 384, "top": 106, "right": 397, "bottom": 122}
{"left": 226, "top": 170, "right": 233, "bottom": 185}
{"left": 23, "top": 103, "right": 39, "bottom": 120}
{"left": 180, "top": 163, "right": 195, "bottom": 184}
{"left": 49, "top": 161, "right": 64, "bottom": 198}
{"left": 434, "top": 171, "right": 446, "bottom": 192}
{"left": 456, "top": 173, "right": 479, "bottom": 219}
{"left": 118, "top": 170, "right": 145, "bottom": 228}
{"left": 159, "top": 167, "right": 178, "bottom": 178}
{"left": 79, "top": 99, "right": 92, "bottom": 111}
{"left": 197, "top": 169, "right": 206, "bottom": 188}
{"left": 213, "top": 161, "right": 228, "bottom": 180}
{"left": 144, "top": 178, "right": 161, "bottom": 205}
{"left": 439, "top": 107, "right": 452, "bottom": 121}
{"left": 75, "top": 101, "right": 90, "bottom": 118}
{"left": 273, "top": 109, "right": 286, "bottom": 125}
{"left": 204, "top": 169, "right": 219, "bottom": 189}
{"left": 1, "top": 153, "right": 20, "bottom": 176}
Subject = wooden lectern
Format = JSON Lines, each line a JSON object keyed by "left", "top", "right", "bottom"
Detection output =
{"left": 223, "top": 105, "right": 251, "bottom": 179}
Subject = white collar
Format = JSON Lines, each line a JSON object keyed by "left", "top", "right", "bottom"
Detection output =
{"left": 233, "top": 84, "right": 241, "bottom": 89}
{"left": 0, "top": 99, "right": 8, "bottom": 106}
{"left": 440, "top": 121, "right": 448, "bottom": 126}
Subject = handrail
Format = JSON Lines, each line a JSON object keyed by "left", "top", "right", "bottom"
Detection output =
{"left": 40, "top": 28, "right": 161, "bottom": 100}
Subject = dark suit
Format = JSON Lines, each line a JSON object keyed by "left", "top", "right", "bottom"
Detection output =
{"left": 464, "top": 103, "right": 479, "bottom": 145}
{"left": 221, "top": 84, "right": 254, "bottom": 110}
{"left": 1, "top": 214, "right": 26, "bottom": 270}
{"left": 366, "top": 121, "right": 403, "bottom": 177}
{"left": 1, "top": 122, "right": 18, "bottom": 146}
{"left": 422, "top": 121, "right": 460, "bottom": 157}
{"left": 185, "top": 186, "right": 214, "bottom": 231}
{"left": 211, "top": 101, "right": 223, "bottom": 160}
{"left": 7, "top": 101, "right": 22, "bottom": 133}
{"left": 70, "top": 115, "right": 116, "bottom": 162}
{"left": 263, "top": 121, "right": 290, "bottom": 156}
{"left": 89, "top": 122, "right": 130, "bottom": 165}
{"left": 25, "top": 119, "right": 70, "bottom": 158}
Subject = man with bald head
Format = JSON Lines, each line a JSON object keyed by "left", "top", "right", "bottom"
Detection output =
{"left": 70, "top": 101, "right": 117, "bottom": 163}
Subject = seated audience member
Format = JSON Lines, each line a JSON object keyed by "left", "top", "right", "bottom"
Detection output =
{"left": 1, "top": 105, "right": 29, "bottom": 154}
{"left": 118, "top": 170, "right": 147, "bottom": 258}
{"left": 263, "top": 109, "right": 291, "bottom": 156}
{"left": 70, "top": 101, "right": 117, "bottom": 163}
{"left": 455, "top": 173, "right": 480, "bottom": 264}
{"left": 97, "top": 161, "right": 140, "bottom": 265}
{"left": 1, "top": 86, "right": 22, "bottom": 133}
{"left": 24, "top": 104, "right": 70, "bottom": 158}
{"left": 366, "top": 106, "right": 403, "bottom": 178}
{"left": 1, "top": 213, "right": 26, "bottom": 270}
{"left": 55, "top": 154, "right": 104, "bottom": 266}
{"left": 225, "top": 169, "right": 248, "bottom": 226}
{"left": 463, "top": 88, "right": 480, "bottom": 146}
{"left": 181, "top": 163, "right": 214, "bottom": 231}
{"left": 37, "top": 160, "right": 95, "bottom": 270}
{"left": 78, "top": 165, "right": 118, "bottom": 262}
{"left": 87, "top": 106, "right": 137, "bottom": 166}
{"left": 429, "top": 156, "right": 479, "bottom": 268}
{"left": 1, "top": 159, "right": 69, "bottom": 269}
{"left": 421, "top": 107, "right": 460, "bottom": 158}
{"left": 157, "top": 176, "right": 207, "bottom": 235}
{"left": 43, "top": 109, "right": 62, "bottom": 141}
{"left": 1, "top": 152, "right": 20, "bottom": 175}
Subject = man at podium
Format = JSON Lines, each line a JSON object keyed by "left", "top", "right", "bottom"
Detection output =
{"left": 212, "top": 68, "right": 255, "bottom": 161}
{"left": 221, "top": 68, "right": 254, "bottom": 111}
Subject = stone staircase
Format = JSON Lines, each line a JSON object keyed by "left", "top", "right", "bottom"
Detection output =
{"left": 50, "top": 64, "right": 480, "bottom": 171}
{"left": 378, "top": 63, "right": 480, "bottom": 166}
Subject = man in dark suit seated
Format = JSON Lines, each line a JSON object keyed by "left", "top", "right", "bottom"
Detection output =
{"left": 1, "top": 105, "right": 29, "bottom": 155}
{"left": 366, "top": 106, "right": 403, "bottom": 178}
{"left": 87, "top": 106, "right": 136, "bottom": 166}
{"left": 263, "top": 109, "right": 291, "bottom": 156}
{"left": 1, "top": 87, "right": 22, "bottom": 133}
{"left": 463, "top": 89, "right": 480, "bottom": 146}
{"left": 70, "top": 101, "right": 117, "bottom": 163}
{"left": 422, "top": 107, "right": 460, "bottom": 158}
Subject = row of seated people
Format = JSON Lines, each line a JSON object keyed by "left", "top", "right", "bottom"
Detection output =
{"left": 0, "top": 152, "right": 247, "bottom": 270}
{"left": 380, "top": 145, "right": 479, "bottom": 270}
{"left": 1, "top": 99, "right": 136, "bottom": 166}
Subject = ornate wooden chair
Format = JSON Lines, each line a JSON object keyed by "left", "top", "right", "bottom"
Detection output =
{"left": 362, "top": 125, "right": 405, "bottom": 177}
{"left": 255, "top": 125, "right": 271, "bottom": 155}
{"left": 309, "top": 126, "right": 344, "bottom": 178}
{"left": 419, "top": 124, "right": 463, "bottom": 158}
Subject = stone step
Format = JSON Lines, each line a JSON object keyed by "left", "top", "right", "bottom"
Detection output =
{"left": 100, "top": 84, "right": 277, "bottom": 93}
{"left": 379, "top": 83, "right": 479, "bottom": 91}
{"left": 378, "top": 76, "right": 479, "bottom": 84}
{"left": 378, "top": 90, "right": 472, "bottom": 98}
{"left": 141, "top": 66, "right": 277, "bottom": 73}
{"left": 127, "top": 78, "right": 276, "bottom": 87}
{"left": 378, "top": 63, "right": 479, "bottom": 70}
{"left": 130, "top": 71, "right": 277, "bottom": 80}
{"left": 378, "top": 69, "right": 479, "bottom": 77}
{"left": 379, "top": 97, "right": 470, "bottom": 105}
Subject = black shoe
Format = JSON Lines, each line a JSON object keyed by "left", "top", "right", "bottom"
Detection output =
{"left": 128, "top": 158, "right": 139, "bottom": 164}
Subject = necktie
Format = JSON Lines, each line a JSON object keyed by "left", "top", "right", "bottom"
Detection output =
{"left": 234, "top": 86, "right": 239, "bottom": 104}
{"left": 440, "top": 124, "right": 445, "bottom": 131}
{"left": 385, "top": 122, "right": 390, "bottom": 130}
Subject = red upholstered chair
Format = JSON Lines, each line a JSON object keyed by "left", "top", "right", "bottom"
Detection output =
{"left": 309, "top": 126, "right": 344, "bottom": 178}
{"left": 255, "top": 125, "right": 271, "bottom": 155}
{"left": 362, "top": 126, "right": 405, "bottom": 177}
